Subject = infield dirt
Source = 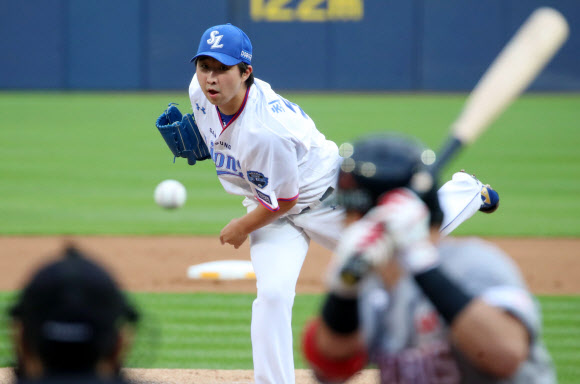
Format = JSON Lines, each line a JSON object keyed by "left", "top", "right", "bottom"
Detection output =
{"left": 0, "top": 236, "right": 578, "bottom": 383}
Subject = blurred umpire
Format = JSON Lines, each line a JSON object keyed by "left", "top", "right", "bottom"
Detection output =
{"left": 9, "top": 246, "right": 139, "bottom": 384}
{"left": 301, "top": 134, "right": 555, "bottom": 383}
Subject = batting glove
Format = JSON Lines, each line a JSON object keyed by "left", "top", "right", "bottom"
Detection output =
{"left": 327, "top": 218, "right": 394, "bottom": 297}
{"left": 369, "top": 188, "right": 440, "bottom": 274}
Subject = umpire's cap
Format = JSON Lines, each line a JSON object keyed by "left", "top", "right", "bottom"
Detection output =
{"left": 336, "top": 133, "right": 443, "bottom": 224}
{"left": 10, "top": 245, "right": 139, "bottom": 372}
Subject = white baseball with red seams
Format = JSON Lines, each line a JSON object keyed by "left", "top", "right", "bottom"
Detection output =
{"left": 154, "top": 179, "right": 187, "bottom": 209}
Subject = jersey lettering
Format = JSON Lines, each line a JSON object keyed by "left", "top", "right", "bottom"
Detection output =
{"left": 213, "top": 149, "right": 244, "bottom": 178}
{"left": 216, "top": 140, "right": 231, "bottom": 149}
{"left": 225, "top": 156, "right": 235, "bottom": 171}
{"left": 207, "top": 30, "right": 224, "bottom": 49}
{"left": 375, "top": 341, "right": 460, "bottom": 384}
{"left": 215, "top": 152, "right": 225, "bottom": 168}
{"left": 268, "top": 98, "right": 309, "bottom": 119}
{"left": 269, "top": 100, "right": 285, "bottom": 113}
{"left": 281, "top": 96, "right": 308, "bottom": 118}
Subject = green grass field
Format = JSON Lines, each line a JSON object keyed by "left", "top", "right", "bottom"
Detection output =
{"left": 0, "top": 293, "right": 578, "bottom": 382}
{"left": 0, "top": 92, "right": 578, "bottom": 381}
{"left": 0, "top": 92, "right": 579, "bottom": 236}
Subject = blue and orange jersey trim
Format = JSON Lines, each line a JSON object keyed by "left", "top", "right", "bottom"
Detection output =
{"left": 217, "top": 86, "right": 251, "bottom": 133}
{"left": 278, "top": 193, "right": 299, "bottom": 202}
{"left": 256, "top": 197, "right": 280, "bottom": 212}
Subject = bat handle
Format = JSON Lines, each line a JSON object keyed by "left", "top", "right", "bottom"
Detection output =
{"left": 429, "top": 136, "right": 464, "bottom": 176}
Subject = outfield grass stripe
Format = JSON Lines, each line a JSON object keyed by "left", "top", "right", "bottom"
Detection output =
{"left": 161, "top": 336, "right": 249, "bottom": 345}
{"left": 558, "top": 368, "right": 580, "bottom": 375}
{"left": 164, "top": 318, "right": 249, "bottom": 327}
{"left": 540, "top": 303, "right": 580, "bottom": 311}
{"left": 544, "top": 339, "right": 580, "bottom": 349}
{"left": 161, "top": 334, "right": 249, "bottom": 342}
{"left": 550, "top": 352, "right": 580, "bottom": 363}
{"left": 154, "top": 350, "right": 253, "bottom": 359}
{"left": 542, "top": 316, "right": 580, "bottom": 325}
{"left": 540, "top": 297, "right": 580, "bottom": 305}
{"left": 543, "top": 327, "right": 580, "bottom": 336}
{"left": 147, "top": 361, "right": 251, "bottom": 369}
{"left": 151, "top": 309, "right": 250, "bottom": 321}
{"left": 133, "top": 293, "right": 255, "bottom": 306}
{"left": 161, "top": 324, "right": 249, "bottom": 333}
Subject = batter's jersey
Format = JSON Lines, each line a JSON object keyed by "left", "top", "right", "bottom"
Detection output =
{"left": 358, "top": 237, "right": 555, "bottom": 384}
{"left": 189, "top": 75, "right": 342, "bottom": 215}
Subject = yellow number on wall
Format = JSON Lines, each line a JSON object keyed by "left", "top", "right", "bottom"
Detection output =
{"left": 251, "top": 0, "right": 293, "bottom": 21}
{"left": 251, "top": 0, "right": 364, "bottom": 22}
{"left": 328, "top": 0, "right": 363, "bottom": 21}
{"left": 296, "top": 0, "right": 325, "bottom": 22}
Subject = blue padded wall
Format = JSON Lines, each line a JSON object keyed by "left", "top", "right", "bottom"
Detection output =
{"left": 0, "top": 1, "right": 66, "bottom": 88}
{"left": 1, "top": 0, "right": 578, "bottom": 90}
{"left": 146, "top": 0, "right": 229, "bottom": 90}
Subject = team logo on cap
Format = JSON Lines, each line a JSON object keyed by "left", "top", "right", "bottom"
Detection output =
{"left": 207, "top": 30, "right": 224, "bottom": 49}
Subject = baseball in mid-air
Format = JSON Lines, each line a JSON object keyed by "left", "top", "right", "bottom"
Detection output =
{"left": 154, "top": 179, "right": 187, "bottom": 209}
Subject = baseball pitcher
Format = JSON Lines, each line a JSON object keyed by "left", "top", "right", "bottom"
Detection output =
{"left": 155, "top": 24, "right": 500, "bottom": 384}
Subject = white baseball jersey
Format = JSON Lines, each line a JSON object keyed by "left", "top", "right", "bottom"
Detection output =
{"left": 189, "top": 74, "right": 342, "bottom": 215}
{"left": 189, "top": 75, "right": 343, "bottom": 384}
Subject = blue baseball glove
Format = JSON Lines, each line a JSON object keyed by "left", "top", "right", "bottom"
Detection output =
{"left": 155, "top": 103, "right": 211, "bottom": 165}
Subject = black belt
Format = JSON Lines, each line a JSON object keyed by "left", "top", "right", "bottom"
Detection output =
{"left": 300, "top": 187, "right": 335, "bottom": 214}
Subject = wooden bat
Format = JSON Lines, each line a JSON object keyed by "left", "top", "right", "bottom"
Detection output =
{"left": 340, "top": 8, "right": 569, "bottom": 286}
{"left": 430, "top": 7, "right": 569, "bottom": 175}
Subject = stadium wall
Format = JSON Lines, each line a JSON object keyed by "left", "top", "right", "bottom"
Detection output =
{"left": 1, "top": 0, "right": 579, "bottom": 91}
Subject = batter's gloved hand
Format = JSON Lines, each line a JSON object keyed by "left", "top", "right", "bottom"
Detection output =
{"left": 155, "top": 103, "right": 211, "bottom": 165}
{"left": 327, "top": 218, "right": 394, "bottom": 297}
{"left": 370, "top": 188, "right": 439, "bottom": 274}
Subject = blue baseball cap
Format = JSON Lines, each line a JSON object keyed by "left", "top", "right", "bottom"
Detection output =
{"left": 191, "top": 23, "right": 252, "bottom": 66}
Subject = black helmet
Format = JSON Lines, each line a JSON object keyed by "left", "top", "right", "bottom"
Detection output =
{"left": 336, "top": 133, "right": 443, "bottom": 224}
{"left": 10, "top": 245, "right": 139, "bottom": 373}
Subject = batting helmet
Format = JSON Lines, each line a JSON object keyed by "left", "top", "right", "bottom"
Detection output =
{"left": 336, "top": 133, "right": 443, "bottom": 224}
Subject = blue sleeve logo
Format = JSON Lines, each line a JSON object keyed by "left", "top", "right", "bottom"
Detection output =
{"left": 248, "top": 171, "right": 269, "bottom": 189}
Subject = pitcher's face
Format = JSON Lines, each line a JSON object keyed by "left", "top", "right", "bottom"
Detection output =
{"left": 196, "top": 57, "right": 251, "bottom": 115}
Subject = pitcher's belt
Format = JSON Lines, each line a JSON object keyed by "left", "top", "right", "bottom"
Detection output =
{"left": 300, "top": 186, "right": 335, "bottom": 214}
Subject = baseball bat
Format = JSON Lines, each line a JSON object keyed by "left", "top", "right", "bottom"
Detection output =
{"left": 340, "top": 7, "right": 569, "bottom": 287}
{"left": 429, "top": 7, "right": 569, "bottom": 175}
